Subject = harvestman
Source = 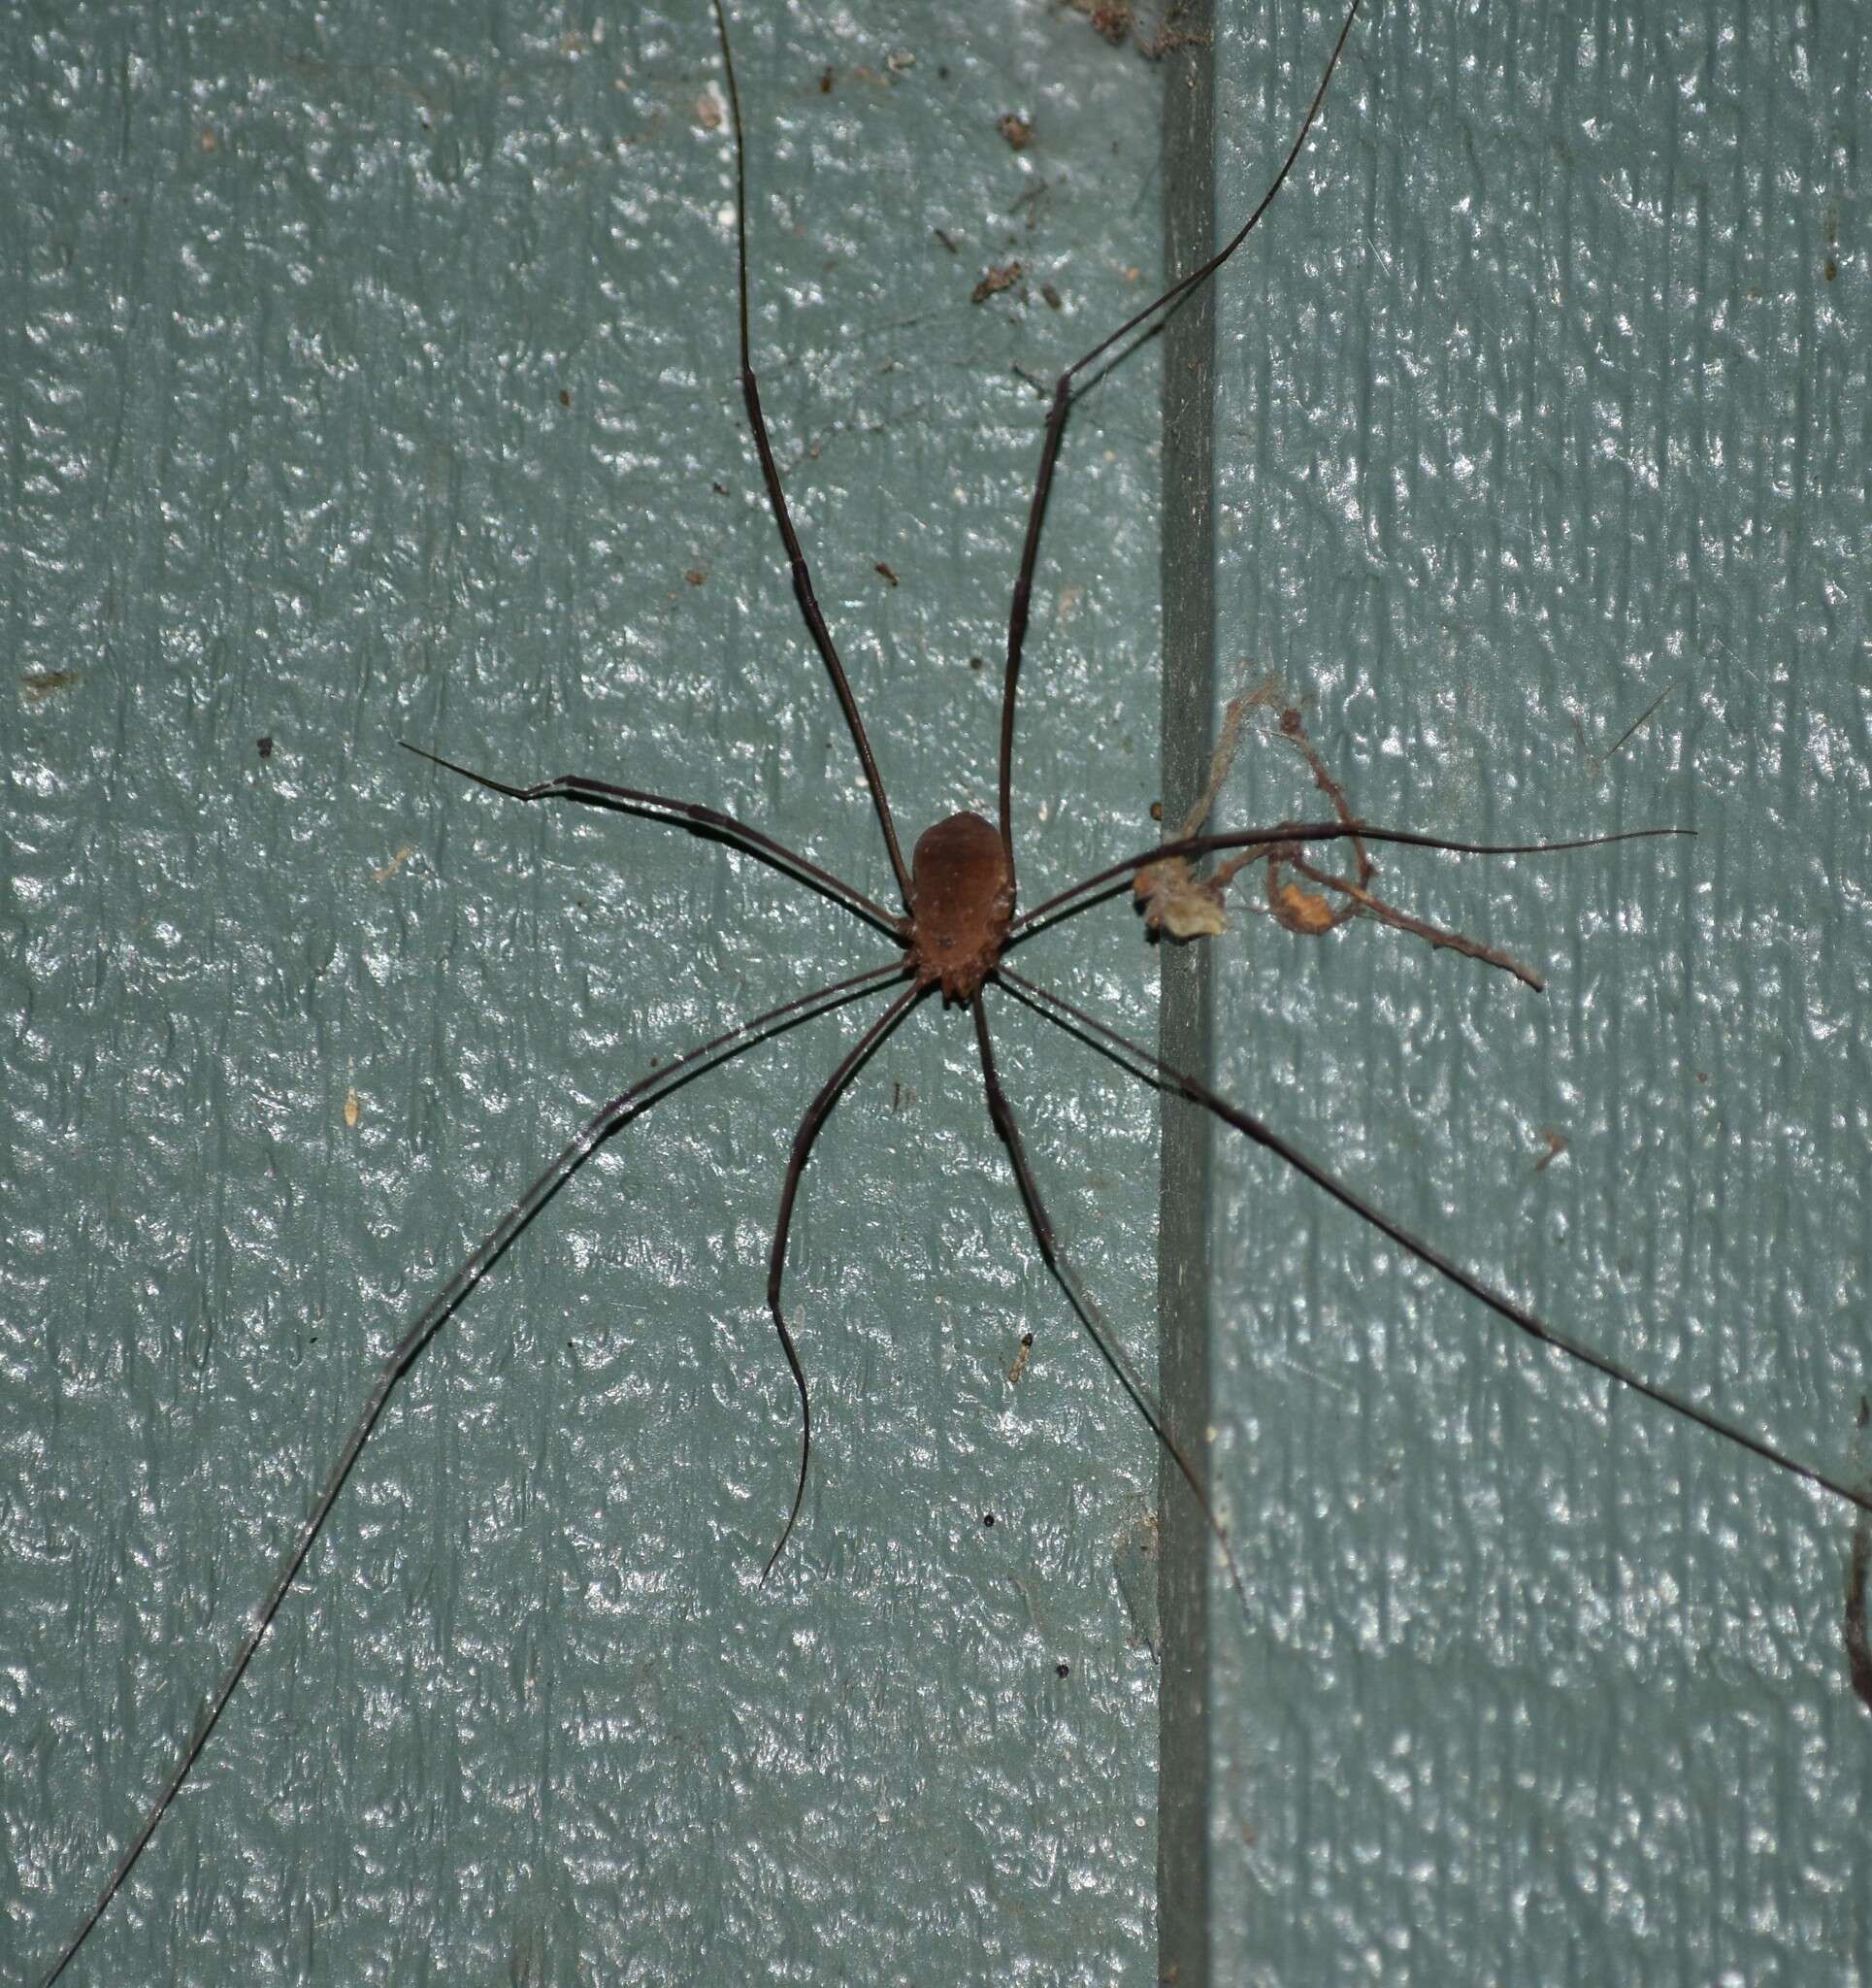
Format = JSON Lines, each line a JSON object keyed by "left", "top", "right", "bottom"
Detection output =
{"left": 37, "top": 1, "right": 1872, "bottom": 1978}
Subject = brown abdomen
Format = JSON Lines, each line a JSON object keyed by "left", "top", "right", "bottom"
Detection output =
{"left": 907, "top": 812, "right": 1014, "bottom": 1002}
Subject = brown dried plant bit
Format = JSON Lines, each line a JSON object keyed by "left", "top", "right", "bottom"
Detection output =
{"left": 1133, "top": 685, "right": 1539, "bottom": 983}
{"left": 1137, "top": 868, "right": 1229, "bottom": 941}
{"left": 1133, "top": 686, "right": 1372, "bottom": 946}
{"left": 1284, "top": 853, "right": 1547, "bottom": 991}
{"left": 1268, "top": 876, "right": 1336, "bottom": 936}
{"left": 1133, "top": 684, "right": 1269, "bottom": 939}
{"left": 1263, "top": 702, "right": 1547, "bottom": 986}
{"left": 1261, "top": 703, "right": 1370, "bottom": 932}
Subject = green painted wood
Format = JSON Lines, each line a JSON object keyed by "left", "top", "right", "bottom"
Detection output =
{"left": 1155, "top": 5, "right": 1221, "bottom": 1983}
{"left": 1189, "top": 2, "right": 1871, "bottom": 1980}
{"left": 3, "top": 4, "right": 1184, "bottom": 1980}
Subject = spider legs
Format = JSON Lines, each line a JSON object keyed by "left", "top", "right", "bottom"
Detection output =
{"left": 998, "top": 966, "right": 1872, "bottom": 1521}
{"left": 971, "top": 988, "right": 1253, "bottom": 1610}
{"left": 400, "top": 741, "right": 900, "bottom": 937}
{"left": 35, "top": 958, "right": 907, "bottom": 1988}
{"left": 762, "top": 979, "right": 924, "bottom": 1578}
{"left": 708, "top": 0, "right": 913, "bottom": 911}
{"left": 995, "top": 0, "right": 1366, "bottom": 878}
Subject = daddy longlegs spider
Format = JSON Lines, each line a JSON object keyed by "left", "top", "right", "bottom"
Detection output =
{"left": 17, "top": 4, "right": 1872, "bottom": 1988}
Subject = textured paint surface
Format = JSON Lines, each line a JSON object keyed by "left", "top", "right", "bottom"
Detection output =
{"left": 1197, "top": 3, "right": 1870, "bottom": 1982}
{"left": 2, "top": 4, "right": 1175, "bottom": 1981}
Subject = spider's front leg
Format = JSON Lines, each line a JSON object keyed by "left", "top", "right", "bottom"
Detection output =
{"left": 399, "top": 741, "right": 901, "bottom": 937}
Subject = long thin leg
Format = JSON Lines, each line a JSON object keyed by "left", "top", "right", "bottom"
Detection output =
{"left": 1010, "top": 820, "right": 1689, "bottom": 944}
{"left": 709, "top": 0, "right": 913, "bottom": 911}
{"left": 970, "top": 992, "right": 1252, "bottom": 1611}
{"left": 37, "top": 959, "right": 908, "bottom": 1988}
{"left": 401, "top": 741, "right": 901, "bottom": 938}
{"left": 998, "top": 965, "right": 1872, "bottom": 1520}
{"left": 996, "top": 0, "right": 1366, "bottom": 877}
{"left": 762, "top": 982, "right": 925, "bottom": 1577}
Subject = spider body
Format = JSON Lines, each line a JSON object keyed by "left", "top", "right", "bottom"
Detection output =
{"left": 905, "top": 812, "right": 1014, "bottom": 1002}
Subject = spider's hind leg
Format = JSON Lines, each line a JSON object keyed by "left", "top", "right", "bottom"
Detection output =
{"left": 970, "top": 987, "right": 1252, "bottom": 1611}
{"left": 761, "top": 982, "right": 925, "bottom": 1577}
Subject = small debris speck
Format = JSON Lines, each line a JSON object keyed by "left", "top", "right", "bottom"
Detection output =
{"left": 20, "top": 670, "right": 81, "bottom": 704}
{"left": 971, "top": 260, "right": 1023, "bottom": 305}
{"left": 1083, "top": 1, "right": 1132, "bottom": 44}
